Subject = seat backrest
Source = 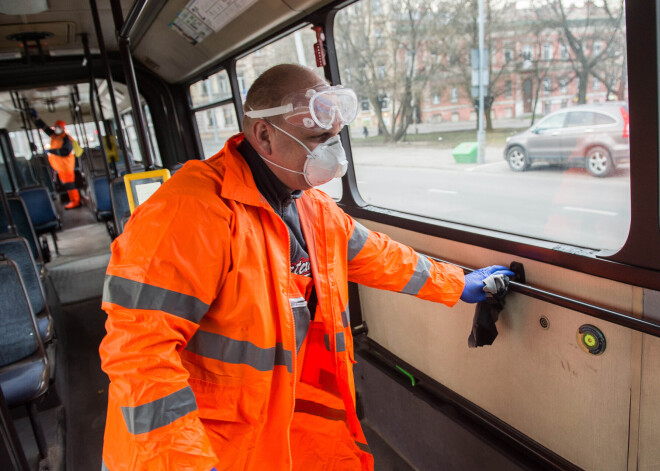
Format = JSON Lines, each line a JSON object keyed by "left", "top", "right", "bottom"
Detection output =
{"left": 93, "top": 176, "right": 112, "bottom": 213}
{"left": 110, "top": 179, "right": 130, "bottom": 235}
{"left": 14, "top": 157, "right": 39, "bottom": 189}
{"left": 18, "top": 187, "right": 57, "bottom": 227}
{"left": 0, "top": 197, "right": 41, "bottom": 262}
{"left": 29, "top": 154, "right": 55, "bottom": 193}
{"left": 0, "top": 236, "right": 45, "bottom": 314}
{"left": 85, "top": 148, "right": 109, "bottom": 178}
{"left": 0, "top": 258, "right": 39, "bottom": 368}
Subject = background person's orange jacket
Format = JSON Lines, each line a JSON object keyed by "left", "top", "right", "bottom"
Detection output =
{"left": 99, "top": 133, "right": 464, "bottom": 471}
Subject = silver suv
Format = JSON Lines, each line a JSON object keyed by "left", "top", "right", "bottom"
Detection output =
{"left": 504, "top": 102, "right": 629, "bottom": 177}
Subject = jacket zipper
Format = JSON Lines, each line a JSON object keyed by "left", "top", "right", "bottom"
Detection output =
{"left": 279, "top": 212, "right": 296, "bottom": 471}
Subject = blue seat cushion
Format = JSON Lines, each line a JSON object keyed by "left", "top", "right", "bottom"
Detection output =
{"left": 0, "top": 359, "right": 48, "bottom": 406}
{"left": 34, "top": 221, "right": 59, "bottom": 233}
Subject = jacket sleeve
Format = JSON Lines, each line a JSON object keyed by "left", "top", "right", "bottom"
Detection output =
{"left": 345, "top": 216, "right": 464, "bottom": 307}
{"left": 99, "top": 194, "right": 229, "bottom": 470}
{"left": 34, "top": 118, "right": 54, "bottom": 137}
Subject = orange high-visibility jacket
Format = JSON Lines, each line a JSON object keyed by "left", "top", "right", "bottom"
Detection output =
{"left": 47, "top": 132, "right": 75, "bottom": 176}
{"left": 99, "top": 133, "right": 464, "bottom": 471}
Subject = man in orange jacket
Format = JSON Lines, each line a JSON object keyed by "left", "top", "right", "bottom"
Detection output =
{"left": 99, "top": 64, "right": 512, "bottom": 471}
{"left": 32, "top": 111, "right": 81, "bottom": 209}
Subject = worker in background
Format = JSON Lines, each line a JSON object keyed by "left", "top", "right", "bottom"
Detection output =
{"left": 31, "top": 109, "right": 81, "bottom": 209}
{"left": 99, "top": 63, "right": 513, "bottom": 471}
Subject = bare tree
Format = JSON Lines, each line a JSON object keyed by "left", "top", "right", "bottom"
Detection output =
{"left": 548, "top": 0, "right": 626, "bottom": 104}
{"left": 335, "top": 0, "right": 457, "bottom": 142}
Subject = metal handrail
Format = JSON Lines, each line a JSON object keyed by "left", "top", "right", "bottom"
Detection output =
{"left": 426, "top": 255, "right": 660, "bottom": 339}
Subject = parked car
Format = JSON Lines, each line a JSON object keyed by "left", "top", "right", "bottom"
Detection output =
{"left": 504, "top": 102, "right": 629, "bottom": 177}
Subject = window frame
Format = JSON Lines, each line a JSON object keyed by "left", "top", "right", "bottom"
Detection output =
{"left": 182, "top": 0, "right": 660, "bottom": 285}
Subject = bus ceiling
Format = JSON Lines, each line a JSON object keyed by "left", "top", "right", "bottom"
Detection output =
{"left": 0, "top": 0, "right": 337, "bottom": 85}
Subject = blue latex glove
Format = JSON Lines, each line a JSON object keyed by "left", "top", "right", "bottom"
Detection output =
{"left": 29, "top": 108, "right": 38, "bottom": 118}
{"left": 211, "top": 468, "right": 218, "bottom": 471}
{"left": 460, "top": 265, "right": 515, "bottom": 303}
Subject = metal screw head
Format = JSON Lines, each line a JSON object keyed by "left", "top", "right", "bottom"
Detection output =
{"left": 539, "top": 316, "right": 550, "bottom": 329}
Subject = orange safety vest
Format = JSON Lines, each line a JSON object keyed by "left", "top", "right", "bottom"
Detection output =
{"left": 47, "top": 133, "right": 75, "bottom": 177}
{"left": 99, "top": 133, "right": 464, "bottom": 471}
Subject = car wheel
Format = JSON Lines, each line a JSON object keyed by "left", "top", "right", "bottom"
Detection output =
{"left": 506, "top": 146, "right": 530, "bottom": 171}
{"left": 586, "top": 146, "right": 614, "bottom": 177}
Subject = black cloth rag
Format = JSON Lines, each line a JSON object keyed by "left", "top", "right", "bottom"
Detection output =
{"left": 468, "top": 274, "right": 509, "bottom": 348}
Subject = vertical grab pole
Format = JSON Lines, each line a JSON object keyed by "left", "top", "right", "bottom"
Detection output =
{"left": 110, "top": 0, "right": 155, "bottom": 170}
{"left": 82, "top": 34, "right": 114, "bottom": 184}
{"left": 88, "top": 0, "right": 133, "bottom": 174}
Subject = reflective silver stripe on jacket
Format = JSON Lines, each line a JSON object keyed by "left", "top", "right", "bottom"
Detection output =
{"left": 120, "top": 386, "right": 197, "bottom": 435}
{"left": 103, "top": 275, "right": 209, "bottom": 324}
{"left": 347, "top": 221, "right": 369, "bottom": 261}
{"left": 101, "top": 461, "right": 110, "bottom": 471}
{"left": 324, "top": 332, "right": 346, "bottom": 352}
{"left": 341, "top": 307, "right": 350, "bottom": 328}
{"left": 401, "top": 254, "right": 432, "bottom": 295}
{"left": 185, "top": 329, "right": 293, "bottom": 373}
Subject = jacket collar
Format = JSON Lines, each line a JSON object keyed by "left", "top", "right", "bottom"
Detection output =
{"left": 216, "top": 133, "right": 303, "bottom": 211}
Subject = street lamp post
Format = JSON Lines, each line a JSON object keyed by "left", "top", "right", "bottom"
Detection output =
{"left": 477, "top": 0, "right": 486, "bottom": 164}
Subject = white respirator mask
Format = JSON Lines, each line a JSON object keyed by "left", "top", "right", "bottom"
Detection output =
{"left": 54, "top": 127, "right": 64, "bottom": 135}
{"left": 261, "top": 121, "right": 348, "bottom": 187}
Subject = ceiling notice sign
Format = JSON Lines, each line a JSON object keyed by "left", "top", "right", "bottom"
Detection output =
{"left": 170, "top": 0, "right": 258, "bottom": 45}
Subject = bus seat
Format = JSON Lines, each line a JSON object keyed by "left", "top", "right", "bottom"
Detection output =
{"left": 19, "top": 187, "right": 61, "bottom": 255}
{"left": 0, "top": 235, "right": 54, "bottom": 343}
{"left": 0, "top": 196, "right": 44, "bottom": 264}
{"left": 93, "top": 176, "right": 113, "bottom": 221}
{"left": 86, "top": 148, "right": 109, "bottom": 178}
{"left": 28, "top": 154, "right": 55, "bottom": 194}
{"left": 14, "top": 157, "right": 39, "bottom": 188}
{"left": 0, "top": 257, "right": 50, "bottom": 460}
{"left": 110, "top": 178, "right": 130, "bottom": 235}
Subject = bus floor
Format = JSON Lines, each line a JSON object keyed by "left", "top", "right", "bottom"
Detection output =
{"left": 2, "top": 206, "right": 413, "bottom": 471}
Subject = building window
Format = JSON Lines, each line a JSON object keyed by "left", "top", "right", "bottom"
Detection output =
{"left": 223, "top": 108, "right": 234, "bottom": 127}
{"left": 450, "top": 87, "right": 458, "bottom": 103}
{"left": 504, "top": 46, "right": 513, "bottom": 63}
{"left": 544, "top": 78, "right": 551, "bottom": 94}
{"left": 432, "top": 93, "right": 441, "bottom": 104}
{"left": 361, "top": 99, "right": 370, "bottom": 111}
{"left": 593, "top": 77, "right": 600, "bottom": 91}
{"left": 560, "top": 44, "right": 569, "bottom": 60}
{"left": 522, "top": 44, "right": 534, "bottom": 61}
{"left": 593, "top": 41, "right": 603, "bottom": 56}
{"left": 543, "top": 43, "right": 552, "bottom": 60}
{"left": 505, "top": 80, "right": 512, "bottom": 98}
{"left": 560, "top": 79, "right": 567, "bottom": 94}
{"left": 206, "top": 110, "right": 214, "bottom": 128}
{"left": 377, "top": 65, "right": 386, "bottom": 79}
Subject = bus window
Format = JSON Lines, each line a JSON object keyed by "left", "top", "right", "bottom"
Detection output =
{"left": 190, "top": 69, "right": 239, "bottom": 158}
{"left": 190, "top": 69, "right": 233, "bottom": 108}
{"left": 235, "top": 27, "right": 341, "bottom": 199}
{"left": 335, "top": 0, "right": 629, "bottom": 252}
{"left": 193, "top": 103, "right": 240, "bottom": 158}
{"left": 121, "top": 104, "right": 163, "bottom": 167}
{"left": 236, "top": 28, "right": 322, "bottom": 99}
{"left": 144, "top": 105, "right": 163, "bottom": 167}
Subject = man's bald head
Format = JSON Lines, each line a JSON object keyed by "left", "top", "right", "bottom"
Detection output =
{"left": 243, "top": 64, "right": 327, "bottom": 136}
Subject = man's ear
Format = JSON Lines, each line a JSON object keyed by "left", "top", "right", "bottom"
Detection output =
{"left": 248, "top": 119, "right": 274, "bottom": 156}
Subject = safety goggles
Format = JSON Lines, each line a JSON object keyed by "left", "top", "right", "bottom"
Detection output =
{"left": 245, "top": 85, "right": 358, "bottom": 129}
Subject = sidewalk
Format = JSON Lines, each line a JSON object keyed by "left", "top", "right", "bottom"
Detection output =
{"left": 351, "top": 144, "right": 507, "bottom": 169}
